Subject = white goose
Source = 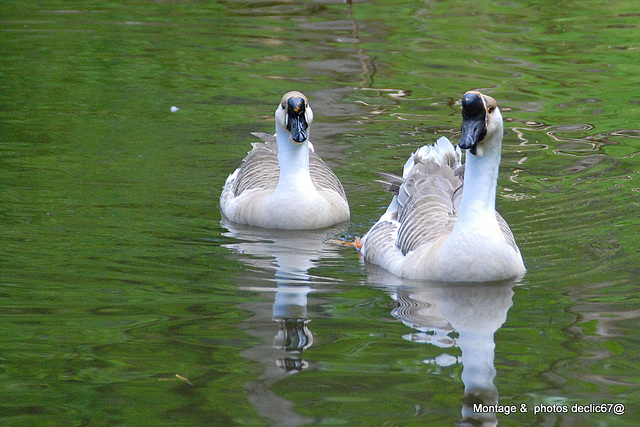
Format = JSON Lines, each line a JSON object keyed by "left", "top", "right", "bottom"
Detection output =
{"left": 220, "top": 91, "right": 350, "bottom": 229}
{"left": 360, "top": 91, "right": 525, "bottom": 282}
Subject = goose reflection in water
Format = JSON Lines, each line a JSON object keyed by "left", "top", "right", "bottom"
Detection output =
{"left": 367, "top": 265, "right": 517, "bottom": 426}
{"left": 222, "top": 219, "right": 346, "bottom": 426}
{"left": 272, "top": 286, "right": 313, "bottom": 372}
{"left": 222, "top": 218, "right": 345, "bottom": 369}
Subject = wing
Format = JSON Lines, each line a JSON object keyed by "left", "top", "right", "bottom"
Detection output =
{"left": 234, "top": 132, "right": 346, "bottom": 201}
{"left": 232, "top": 134, "right": 279, "bottom": 197}
{"left": 496, "top": 212, "right": 520, "bottom": 254}
{"left": 394, "top": 160, "right": 463, "bottom": 256}
{"left": 309, "top": 152, "right": 347, "bottom": 200}
{"left": 360, "top": 218, "right": 404, "bottom": 267}
{"left": 380, "top": 159, "right": 518, "bottom": 256}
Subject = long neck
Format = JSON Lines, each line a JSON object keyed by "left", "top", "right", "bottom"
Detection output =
{"left": 455, "top": 135, "right": 502, "bottom": 228}
{"left": 275, "top": 124, "right": 315, "bottom": 194}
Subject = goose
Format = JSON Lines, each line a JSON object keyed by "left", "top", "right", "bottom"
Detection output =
{"left": 360, "top": 91, "right": 525, "bottom": 282}
{"left": 220, "top": 91, "right": 350, "bottom": 229}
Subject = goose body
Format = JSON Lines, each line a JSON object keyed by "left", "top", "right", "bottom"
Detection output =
{"left": 360, "top": 91, "right": 525, "bottom": 282}
{"left": 220, "top": 91, "right": 350, "bottom": 230}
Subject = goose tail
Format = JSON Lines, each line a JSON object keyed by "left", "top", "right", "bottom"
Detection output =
{"left": 403, "top": 136, "right": 461, "bottom": 178}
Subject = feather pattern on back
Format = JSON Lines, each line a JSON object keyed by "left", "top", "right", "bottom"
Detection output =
{"left": 232, "top": 136, "right": 279, "bottom": 197}
{"left": 232, "top": 132, "right": 346, "bottom": 200}
{"left": 361, "top": 135, "right": 523, "bottom": 281}
{"left": 396, "top": 161, "right": 461, "bottom": 255}
{"left": 367, "top": 138, "right": 462, "bottom": 257}
{"left": 372, "top": 139, "right": 519, "bottom": 256}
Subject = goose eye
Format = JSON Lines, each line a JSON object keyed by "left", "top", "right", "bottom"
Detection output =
{"left": 487, "top": 105, "right": 495, "bottom": 114}
{"left": 281, "top": 104, "right": 286, "bottom": 110}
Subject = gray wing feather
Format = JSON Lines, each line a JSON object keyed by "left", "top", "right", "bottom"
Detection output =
{"left": 234, "top": 133, "right": 346, "bottom": 201}
{"left": 376, "top": 158, "right": 518, "bottom": 255}
{"left": 309, "top": 152, "right": 347, "bottom": 200}
{"left": 232, "top": 135, "right": 279, "bottom": 197}
{"left": 396, "top": 162, "right": 461, "bottom": 255}
{"left": 362, "top": 220, "right": 402, "bottom": 264}
{"left": 375, "top": 171, "right": 404, "bottom": 195}
{"left": 374, "top": 159, "right": 462, "bottom": 256}
{"left": 497, "top": 212, "right": 520, "bottom": 253}
{"left": 251, "top": 132, "right": 277, "bottom": 147}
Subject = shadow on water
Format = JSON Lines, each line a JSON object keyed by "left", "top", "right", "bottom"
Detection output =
{"left": 220, "top": 218, "right": 347, "bottom": 426}
{"left": 365, "top": 266, "right": 520, "bottom": 427}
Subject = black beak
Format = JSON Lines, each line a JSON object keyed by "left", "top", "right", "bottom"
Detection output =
{"left": 459, "top": 91, "right": 487, "bottom": 155}
{"left": 286, "top": 96, "right": 308, "bottom": 143}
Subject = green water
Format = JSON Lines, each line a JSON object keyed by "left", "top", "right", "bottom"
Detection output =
{"left": 1, "top": 0, "right": 638, "bottom": 425}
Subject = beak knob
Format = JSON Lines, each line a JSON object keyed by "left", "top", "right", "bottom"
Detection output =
{"left": 459, "top": 91, "right": 487, "bottom": 152}
{"left": 287, "top": 96, "right": 308, "bottom": 143}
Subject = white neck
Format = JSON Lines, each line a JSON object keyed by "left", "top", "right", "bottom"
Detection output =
{"left": 274, "top": 123, "right": 316, "bottom": 195}
{"left": 458, "top": 328, "right": 499, "bottom": 423}
{"left": 453, "top": 132, "right": 502, "bottom": 231}
{"left": 458, "top": 329, "right": 497, "bottom": 394}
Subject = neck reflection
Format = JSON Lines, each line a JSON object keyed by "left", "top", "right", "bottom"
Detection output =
{"left": 371, "top": 266, "right": 516, "bottom": 426}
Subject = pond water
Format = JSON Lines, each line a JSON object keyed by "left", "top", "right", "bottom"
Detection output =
{"left": 1, "top": 0, "right": 638, "bottom": 425}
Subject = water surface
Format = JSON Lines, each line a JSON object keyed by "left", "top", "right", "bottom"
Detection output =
{"left": 1, "top": 0, "right": 638, "bottom": 425}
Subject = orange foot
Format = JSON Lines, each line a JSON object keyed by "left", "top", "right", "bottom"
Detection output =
{"left": 327, "top": 237, "right": 363, "bottom": 250}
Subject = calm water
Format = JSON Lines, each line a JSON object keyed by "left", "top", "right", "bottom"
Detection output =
{"left": 1, "top": 0, "right": 638, "bottom": 425}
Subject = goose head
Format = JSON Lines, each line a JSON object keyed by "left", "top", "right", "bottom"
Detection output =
{"left": 275, "top": 91, "right": 314, "bottom": 144}
{"left": 459, "top": 91, "right": 502, "bottom": 157}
